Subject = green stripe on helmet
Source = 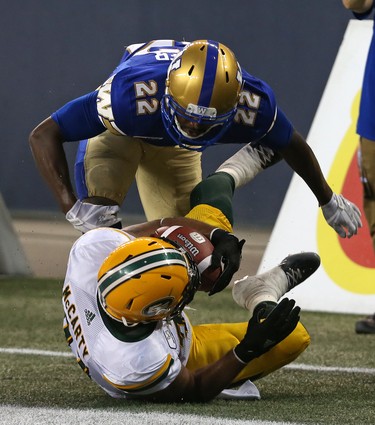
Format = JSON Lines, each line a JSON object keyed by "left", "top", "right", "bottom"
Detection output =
{"left": 98, "top": 249, "right": 186, "bottom": 296}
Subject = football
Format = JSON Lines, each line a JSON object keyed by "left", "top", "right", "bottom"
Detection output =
{"left": 152, "top": 225, "right": 222, "bottom": 292}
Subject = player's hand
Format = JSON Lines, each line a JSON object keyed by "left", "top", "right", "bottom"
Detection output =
{"left": 66, "top": 200, "right": 121, "bottom": 233}
{"left": 234, "top": 298, "right": 300, "bottom": 363}
{"left": 209, "top": 229, "right": 245, "bottom": 296}
{"left": 321, "top": 193, "right": 362, "bottom": 238}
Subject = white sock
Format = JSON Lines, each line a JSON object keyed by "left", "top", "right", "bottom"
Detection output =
{"left": 232, "top": 267, "right": 288, "bottom": 316}
{"left": 216, "top": 144, "right": 275, "bottom": 188}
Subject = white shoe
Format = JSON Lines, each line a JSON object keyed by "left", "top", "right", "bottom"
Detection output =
{"left": 232, "top": 252, "right": 320, "bottom": 315}
{"left": 215, "top": 143, "right": 281, "bottom": 188}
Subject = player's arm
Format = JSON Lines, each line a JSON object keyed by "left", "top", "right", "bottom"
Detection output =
{"left": 29, "top": 92, "right": 106, "bottom": 214}
{"left": 123, "top": 217, "right": 214, "bottom": 238}
{"left": 143, "top": 298, "right": 300, "bottom": 403}
{"left": 279, "top": 130, "right": 332, "bottom": 206}
{"left": 279, "top": 130, "right": 362, "bottom": 238}
{"left": 150, "top": 350, "right": 245, "bottom": 402}
{"left": 342, "top": 0, "right": 373, "bottom": 14}
{"left": 29, "top": 116, "right": 77, "bottom": 214}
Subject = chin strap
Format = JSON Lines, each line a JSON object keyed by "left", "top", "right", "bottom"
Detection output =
{"left": 121, "top": 316, "right": 140, "bottom": 328}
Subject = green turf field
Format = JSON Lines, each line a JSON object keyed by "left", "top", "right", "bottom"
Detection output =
{"left": 1, "top": 277, "right": 374, "bottom": 424}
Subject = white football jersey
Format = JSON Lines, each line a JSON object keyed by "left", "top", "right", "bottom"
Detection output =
{"left": 62, "top": 227, "right": 192, "bottom": 399}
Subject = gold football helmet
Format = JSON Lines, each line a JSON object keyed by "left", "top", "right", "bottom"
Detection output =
{"left": 161, "top": 39, "right": 243, "bottom": 151}
{"left": 97, "top": 237, "right": 200, "bottom": 326}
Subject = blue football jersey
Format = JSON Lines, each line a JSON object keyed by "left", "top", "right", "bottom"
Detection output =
{"left": 355, "top": 6, "right": 375, "bottom": 140}
{"left": 52, "top": 39, "right": 293, "bottom": 150}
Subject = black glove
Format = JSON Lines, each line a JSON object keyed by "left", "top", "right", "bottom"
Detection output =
{"left": 234, "top": 298, "right": 301, "bottom": 363}
{"left": 209, "top": 228, "right": 245, "bottom": 296}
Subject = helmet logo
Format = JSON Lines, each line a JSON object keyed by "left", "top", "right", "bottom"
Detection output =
{"left": 236, "top": 67, "right": 242, "bottom": 84}
{"left": 167, "top": 57, "right": 182, "bottom": 80}
{"left": 186, "top": 103, "right": 217, "bottom": 119}
{"left": 142, "top": 297, "right": 174, "bottom": 317}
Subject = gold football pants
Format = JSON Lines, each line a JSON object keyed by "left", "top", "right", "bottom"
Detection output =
{"left": 185, "top": 204, "right": 233, "bottom": 232}
{"left": 185, "top": 203, "right": 309, "bottom": 382}
{"left": 187, "top": 321, "right": 310, "bottom": 384}
{"left": 82, "top": 131, "right": 202, "bottom": 220}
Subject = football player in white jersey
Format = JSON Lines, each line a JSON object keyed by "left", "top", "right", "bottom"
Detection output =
{"left": 62, "top": 171, "right": 321, "bottom": 402}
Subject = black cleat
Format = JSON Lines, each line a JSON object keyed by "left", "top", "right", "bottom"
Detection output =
{"left": 232, "top": 252, "right": 320, "bottom": 315}
{"left": 355, "top": 314, "right": 375, "bottom": 334}
{"left": 279, "top": 252, "right": 321, "bottom": 291}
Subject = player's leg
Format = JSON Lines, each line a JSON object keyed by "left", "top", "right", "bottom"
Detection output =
{"left": 359, "top": 137, "right": 375, "bottom": 252}
{"left": 136, "top": 143, "right": 202, "bottom": 220}
{"left": 186, "top": 252, "right": 319, "bottom": 382}
{"left": 186, "top": 144, "right": 281, "bottom": 231}
{"left": 232, "top": 252, "right": 321, "bottom": 316}
{"left": 187, "top": 320, "right": 309, "bottom": 384}
{"left": 186, "top": 172, "right": 235, "bottom": 231}
{"left": 75, "top": 132, "right": 143, "bottom": 207}
{"left": 215, "top": 143, "right": 282, "bottom": 188}
{"left": 355, "top": 137, "right": 375, "bottom": 334}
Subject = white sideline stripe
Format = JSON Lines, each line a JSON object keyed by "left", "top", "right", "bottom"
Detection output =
{"left": 285, "top": 363, "right": 375, "bottom": 375}
{"left": 1, "top": 347, "right": 375, "bottom": 375}
{"left": 0, "top": 347, "right": 73, "bottom": 357}
{"left": 0, "top": 405, "right": 304, "bottom": 425}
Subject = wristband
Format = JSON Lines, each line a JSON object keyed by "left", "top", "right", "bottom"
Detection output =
{"left": 233, "top": 345, "right": 258, "bottom": 364}
{"left": 232, "top": 347, "right": 248, "bottom": 365}
{"left": 210, "top": 227, "right": 231, "bottom": 242}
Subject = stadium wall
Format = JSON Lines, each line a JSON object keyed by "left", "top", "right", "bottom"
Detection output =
{"left": 259, "top": 21, "right": 375, "bottom": 314}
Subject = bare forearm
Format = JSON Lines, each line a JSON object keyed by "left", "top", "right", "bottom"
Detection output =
{"left": 148, "top": 349, "right": 245, "bottom": 403}
{"left": 123, "top": 216, "right": 218, "bottom": 238}
{"left": 29, "top": 117, "right": 76, "bottom": 213}
{"left": 280, "top": 131, "right": 332, "bottom": 206}
{"left": 187, "top": 350, "right": 245, "bottom": 402}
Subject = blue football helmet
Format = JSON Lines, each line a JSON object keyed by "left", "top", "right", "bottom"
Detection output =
{"left": 161, "top": 40, "right": 243, "bottom": 151}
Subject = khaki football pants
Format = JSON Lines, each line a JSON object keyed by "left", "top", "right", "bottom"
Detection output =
{"left": 82, "top": 131, "right": 202, "bottom": 220}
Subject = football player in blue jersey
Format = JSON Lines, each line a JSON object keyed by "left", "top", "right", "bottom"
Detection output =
{"left": 29, "top": 39, "right": 361, "bottom": 238}
{"left": 342, "top": 0, "right": 375, "bottom": 334}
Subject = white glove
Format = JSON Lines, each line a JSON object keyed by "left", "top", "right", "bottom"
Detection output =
{"left": 321, "top": 193, "right": 362, "bottom": 238}
{"left": 66, "top": 200, "right": 121, "bottom": 233}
